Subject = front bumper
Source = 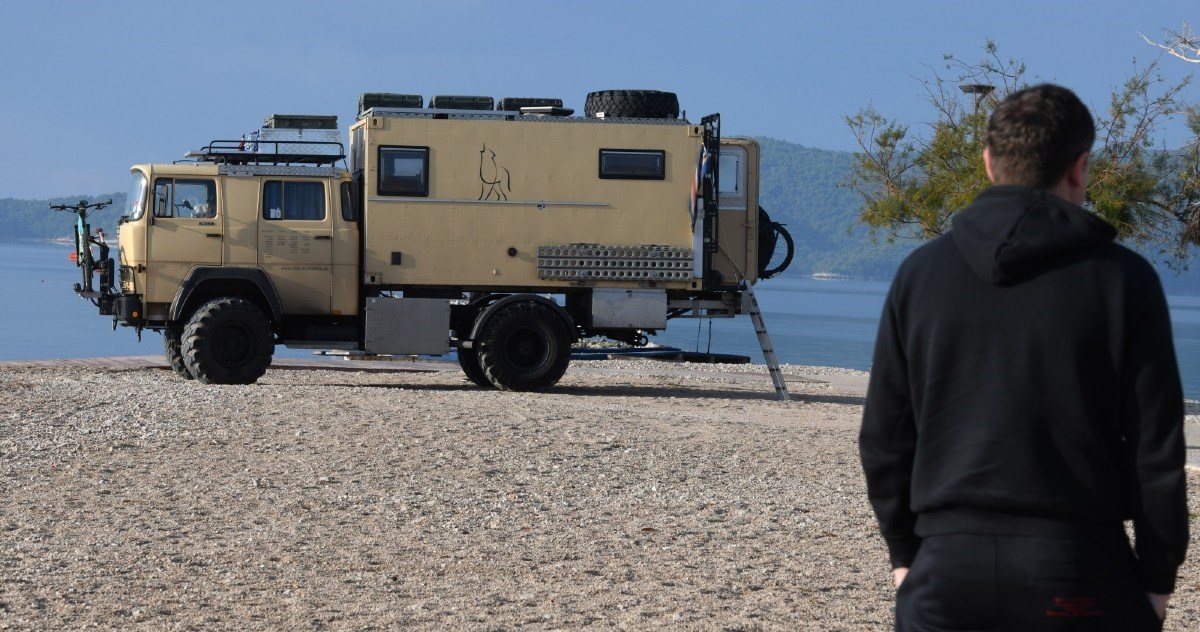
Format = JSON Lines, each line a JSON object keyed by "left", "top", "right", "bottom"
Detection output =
{"left": 112, "top": 295, "right": 143, "bottom": 322}
{"left": 92, "top": 292, "right": 143, "bottom": 326}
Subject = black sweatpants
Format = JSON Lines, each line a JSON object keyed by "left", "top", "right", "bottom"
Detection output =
{"left": 895, "top": 532, "right": 1162, "bottom": 631}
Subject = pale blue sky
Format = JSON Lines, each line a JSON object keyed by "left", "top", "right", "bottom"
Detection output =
{"left": 0, "top": 0, "right": 1194, "bottom": 199}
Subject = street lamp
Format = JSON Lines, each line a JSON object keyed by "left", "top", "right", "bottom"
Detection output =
{"left": 959, "top": 84, "right": 995, "bottom": 113}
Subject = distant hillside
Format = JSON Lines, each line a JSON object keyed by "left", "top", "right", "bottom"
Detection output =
{"left": 5, "top": 140, "right": 1197, "bottom": 291}
{"left": 4, "top": 138, "right": 907, "bottom": 276}
{"left": 755, "top": 137, "right": 913, "bottom": 279}
{"left": 1, "top": 194, "right": 125, "bottom": 241}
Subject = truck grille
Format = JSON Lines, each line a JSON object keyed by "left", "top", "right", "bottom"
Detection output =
{"left": 537, "top": 244, "right": 694, "bottom": 281}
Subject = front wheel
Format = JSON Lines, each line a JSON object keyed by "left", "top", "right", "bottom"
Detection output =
{"left": 477, "top": 301, "right": 571, "bottom": 391}
{"left": 163, "top": 327, "right": 194, "bottom": 380}
{"left": 181, "top": 297, "right": 274, "bottom": 385}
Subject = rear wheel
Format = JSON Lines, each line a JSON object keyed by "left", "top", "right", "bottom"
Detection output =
{"left": 182, "top": 297, "right": 274, "bottom": 385}
{"left": 456, "top": 345, "right": 494, "bottom": 388}
{"left": 163, "top": 327, "right": 194, "bottom": 380}
{"left": 477, "top": 301, "right": 571, "bottom": 391}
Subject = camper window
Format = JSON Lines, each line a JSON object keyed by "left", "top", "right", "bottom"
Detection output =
{"left": 378, "top": 146, "right": 429, "bottom": 197}
{"left": 599, "top": 149, "right": 665, "bottom": 180}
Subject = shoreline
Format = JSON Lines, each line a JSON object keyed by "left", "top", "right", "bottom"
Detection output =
{"left": 1, "top": 352, "right": 1197, "bottom": 411}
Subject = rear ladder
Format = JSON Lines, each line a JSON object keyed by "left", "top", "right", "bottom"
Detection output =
{"left": 742, "top": 281, "right": 789, "bottom": 401}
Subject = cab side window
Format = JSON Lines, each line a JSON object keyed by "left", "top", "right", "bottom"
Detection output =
{"left": 262, "top": 181, "right": 326, "bottom": 220}
{"left": 153, "top": 178, "right": 216, "bottom": 218}
{"left": 341, "top": 181, "right": 356, "bottom": 222}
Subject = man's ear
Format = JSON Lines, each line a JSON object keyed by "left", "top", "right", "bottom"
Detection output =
{"left": 1053, "top": 151, "right": 1090, "bottom": 206}
{"left": 1066, "top": 151, "right": 1089, "bottom": 189}
{"left": 983, "top": 147, "right": 996, "bottom": 183}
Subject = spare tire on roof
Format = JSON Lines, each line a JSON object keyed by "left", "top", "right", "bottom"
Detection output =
{"left": 584, "top": 90, "right": 679, "bottom": 119}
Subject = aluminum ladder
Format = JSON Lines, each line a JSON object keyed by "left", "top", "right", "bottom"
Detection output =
{"left": 742, "top": 280, "right": 790, "bottom": 401}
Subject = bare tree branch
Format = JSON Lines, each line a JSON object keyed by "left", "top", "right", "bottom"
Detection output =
{"left": 1140, "top": 21, "right": 1200, "bottom": 64}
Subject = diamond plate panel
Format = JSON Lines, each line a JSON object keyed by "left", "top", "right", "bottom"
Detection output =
{"left": 257, "top": 128, "right": 343, "bottom": 155}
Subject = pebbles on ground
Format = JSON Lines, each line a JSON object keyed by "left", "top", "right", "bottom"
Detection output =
{"left": 1, "top": 359, "right": 1197, "bottom": 630}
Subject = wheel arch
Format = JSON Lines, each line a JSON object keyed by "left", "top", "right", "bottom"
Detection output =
{"left": 466, "top": 294, "right": 576, "bottom": 343}
{"left": 170, "top": 267, "right": 283, "bottom": 325}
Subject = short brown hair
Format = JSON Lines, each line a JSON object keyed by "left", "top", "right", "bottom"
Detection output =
{"left": 985, "top": 84, "right": 1095, "bottom": 188}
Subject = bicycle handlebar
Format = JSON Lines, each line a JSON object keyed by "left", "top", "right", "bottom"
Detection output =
{"left": 49, "top": 199, "right": 113, "bottom": 212}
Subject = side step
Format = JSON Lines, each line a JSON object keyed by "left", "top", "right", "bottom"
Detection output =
{"left": 280, "top": 341, "right": 359, "bottom": 350}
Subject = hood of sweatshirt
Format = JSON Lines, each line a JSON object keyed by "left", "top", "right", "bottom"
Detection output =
{"left": 949, "top": 185, "right": 1117, "bottom": 285}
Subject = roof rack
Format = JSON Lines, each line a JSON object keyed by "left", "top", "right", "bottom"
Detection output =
{"left": 184, "top": 137, "right": 345, "bottom": 166}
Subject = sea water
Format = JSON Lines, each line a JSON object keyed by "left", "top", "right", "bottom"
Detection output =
{"left": 654, "top": 275, "right": 1200, "bottom": 402}
{"left": 4, "top": 240, "right": 1197, "bottom": 400}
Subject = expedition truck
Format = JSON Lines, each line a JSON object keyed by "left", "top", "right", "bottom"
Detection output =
{"left": 58, "top": 89, "right": 794, "bottom": 391}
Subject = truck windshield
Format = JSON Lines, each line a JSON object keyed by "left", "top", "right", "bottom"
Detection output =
{"left": 124, "top": 171, "right": 148, "bottom": 221}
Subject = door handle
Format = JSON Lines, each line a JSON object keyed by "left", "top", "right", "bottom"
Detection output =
{"left": 314, "top": 235, "right": 332, "bottom": 240}
{"left": 205, "top": 233, "right": 222, "bottom": 238}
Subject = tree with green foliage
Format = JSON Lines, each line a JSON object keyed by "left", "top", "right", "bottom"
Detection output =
{"left": 843, "top": 40, "right": 1200, "bottom": 266}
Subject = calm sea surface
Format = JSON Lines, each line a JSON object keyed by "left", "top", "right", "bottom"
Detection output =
{"left": 4, "top": 239, "right": 1198, "bottom": 400}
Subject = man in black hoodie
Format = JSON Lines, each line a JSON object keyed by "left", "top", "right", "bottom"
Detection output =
{"left": 859, "top": 83, "right": 1187, "bottom": 630}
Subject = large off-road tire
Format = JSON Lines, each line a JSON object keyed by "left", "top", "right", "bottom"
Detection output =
{"left": 163, "top": 327, "right": 194, "bottom": 380}
{"left": 456, "top": 345, "right": 494, "bottom": 388}
{"left": 476, "top": 302, "right": 571, "bottom": 391}
{"left": 181, "top": 297, "right": 274, "bottom": 385}
{"left": 584, "top": 90, "right": 679, "bottom": 119}
{"left": 757, "top": 207, "right": 795, "bottom": 279}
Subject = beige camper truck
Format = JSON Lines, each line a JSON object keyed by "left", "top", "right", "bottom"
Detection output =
{"left": 65, "top": 90, "right": 793, "bottom": 390}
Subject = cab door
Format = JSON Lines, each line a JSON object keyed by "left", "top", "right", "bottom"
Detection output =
{"left": 257, "top": 179, "right": 333, "bottom": 314}
{"left": 145, "top": 177, "right": 222, "bottom": 306}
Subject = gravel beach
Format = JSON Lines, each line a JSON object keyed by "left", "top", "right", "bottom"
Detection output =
{"left": 2, "top": 358, "right": 1199, "bottom": 630}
